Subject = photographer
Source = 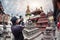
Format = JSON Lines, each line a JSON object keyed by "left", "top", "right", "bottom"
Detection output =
{"left": 11, "top": 16, "right": 24, "bottom": 40}
{"left": 19, "top": 16, "right": 25, "bottom": 26}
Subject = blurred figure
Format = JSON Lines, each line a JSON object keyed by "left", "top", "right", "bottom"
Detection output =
{"left": 47, "top": 12, "right": 56, "bottom": 36}
{"left": 11, "top": 16, "right": 24, "bottom": 40}
{"left": 19, "top": 16, "right": 24, "bottom": 26}
{"left": 28, "top": 19, "right": 32, "bottom": 25}
{"left": 57, "top": 13, "right": 60, "bottom": 30}
{"left": 41, "top": 27, "right": 54, "bottom": 40}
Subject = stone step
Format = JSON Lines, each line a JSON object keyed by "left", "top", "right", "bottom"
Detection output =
{"left": 23, "top": 28, "right": 39, "bottom": 32}
{"left": 23, "top": 28, "right": 40, "bottom": 37}
{"left": 23, "top": 31, "right": 42, "bottom": 40}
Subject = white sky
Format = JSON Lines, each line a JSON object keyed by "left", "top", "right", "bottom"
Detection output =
{"left": 1, "top": 0, "right": 53, "bottom": 17}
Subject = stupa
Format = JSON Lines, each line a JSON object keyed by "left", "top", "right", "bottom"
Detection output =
{"left": 23, "top": 7, "right": 43, "bottom": 40}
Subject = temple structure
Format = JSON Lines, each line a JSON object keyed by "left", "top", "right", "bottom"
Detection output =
{"left": 36, "top": 12, "right": 48, "bottom": 30}
{"left": 23, "top": 7, "right": 48, "bottom": 40}
{"left": 0, "top": 1, "right": 10, "bottom": 25}
{"left": 30, "top": 8, "right": 41, "bottom": 23}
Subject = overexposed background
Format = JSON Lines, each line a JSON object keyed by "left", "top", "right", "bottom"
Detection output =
{"left": 0, "top": 0, "right": 53, "bottom": 17}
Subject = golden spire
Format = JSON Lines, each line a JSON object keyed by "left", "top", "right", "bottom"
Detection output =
{"left": 26, "top": 5, "right": 30, "bottom": 14}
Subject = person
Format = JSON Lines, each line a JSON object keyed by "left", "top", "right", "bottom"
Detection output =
{"left": 11, "top": 16, "right": 24, "bottom": 40}
{"left": 57, "top": 13, "right": 60, "bottom": 30}
{"left": 19, "top": 16, "right": 24, "bottom": 26}
{"left": 28, "top": 19, "right": 32, "bottom": 25}
{"left": 47, "top": 12, "right": 56, "bottom": 36}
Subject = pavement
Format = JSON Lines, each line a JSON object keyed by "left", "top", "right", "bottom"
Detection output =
{"left": 33, "top": 34, "right": 43, "bottom": 40}
{"left": 0, "top": 26, "right": 60, "bottom": 40}
{"left": 56, "top": 28, "right": 60, "bottom": 40}
{"left": 32, "top": 27, "right": 60, "bottom": 40}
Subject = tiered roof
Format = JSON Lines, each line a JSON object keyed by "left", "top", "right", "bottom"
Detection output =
{"left": 36, "top": 12, "right": 48, "bottom": 27}
{"left": 31, "top": 9, "right": 42, "bottom": 15}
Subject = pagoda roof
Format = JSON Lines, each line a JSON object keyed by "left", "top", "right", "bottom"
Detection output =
{"left": 31, "top": 10, "right": 42, "bottom": 15}
{"left": 40, "top": 12, "right": 46, "bottom": 18}
{"left": 47, "top": 12, "right": 53, "bottom": 16}
{"left": 37, "top": 18, "right": 48, "bottom": 23}
{"left": 37, "top": 20, "right": 48, "bottom": 23}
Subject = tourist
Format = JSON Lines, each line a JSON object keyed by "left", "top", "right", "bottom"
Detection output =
{"left": 19, "top": 16, "right": 25, "bottom": 26}
{"left": 47, "top": 12, "right": 56, "bottom": 36}
{"left": 11, "top": 16, "right": 24, "bottom": 40}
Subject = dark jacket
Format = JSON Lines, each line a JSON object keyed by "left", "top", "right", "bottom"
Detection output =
{"left": 11, "top": 25, "right": 24, "bottom": 40}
